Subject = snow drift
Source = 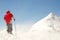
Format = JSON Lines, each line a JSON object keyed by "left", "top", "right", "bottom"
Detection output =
{"left": 0, "top": 12, "right": 60, "bottom": 40}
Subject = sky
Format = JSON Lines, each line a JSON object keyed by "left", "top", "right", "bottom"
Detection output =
{"left": 0, "top": 0, "right": 60, "bottom": 30}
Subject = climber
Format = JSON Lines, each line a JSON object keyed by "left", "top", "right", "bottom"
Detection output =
{"left": 4, "top": 10, "right": 15, "bottom": 34}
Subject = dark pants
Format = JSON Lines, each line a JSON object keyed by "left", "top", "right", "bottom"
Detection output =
{"left": 7, "top": 23, "right": 12, "bottom": 34}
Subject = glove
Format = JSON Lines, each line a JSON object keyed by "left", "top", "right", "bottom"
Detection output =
{"left": 14, "top": 19, "right": 15, "bottom": 21}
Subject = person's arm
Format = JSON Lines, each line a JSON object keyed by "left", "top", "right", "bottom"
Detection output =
{"left": 11, "top": 13, "right": 15, "bottom": 21}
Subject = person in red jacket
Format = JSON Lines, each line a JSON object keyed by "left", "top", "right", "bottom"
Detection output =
{"left": 4, "top": 10, "right": 15, "bottom": 34}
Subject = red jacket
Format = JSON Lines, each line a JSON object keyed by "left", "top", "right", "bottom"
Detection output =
{"left": 4, "top": 11, "right": 13, "bottom": 24}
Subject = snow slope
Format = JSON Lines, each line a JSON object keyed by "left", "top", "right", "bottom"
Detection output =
{"left": 0, "top": 12, "right": 60, "bottom": 40}
{"left": 30, "top": 12, "right": 60, "bottom": 32}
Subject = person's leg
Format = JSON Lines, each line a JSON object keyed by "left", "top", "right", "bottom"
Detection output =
{"left": 7, "top": 23, "right": 12, "bottom": 34}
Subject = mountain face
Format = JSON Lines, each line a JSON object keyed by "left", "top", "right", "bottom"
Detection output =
{"left": 30, "top": 12, "right": 60, "bottom": 32}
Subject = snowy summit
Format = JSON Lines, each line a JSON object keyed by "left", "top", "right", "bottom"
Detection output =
{"left": 0, "top": 12, "right": 60, "bottom": 40}
{"left": 31, "top": 12, "right": 60, "bottom": 32}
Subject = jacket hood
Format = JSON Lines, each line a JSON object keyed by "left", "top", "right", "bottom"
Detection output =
{"left": 6, "top": 10, "right": 10, "bottom": 14}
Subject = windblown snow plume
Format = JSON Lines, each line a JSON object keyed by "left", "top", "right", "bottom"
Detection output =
{"left": 0, "top": 12, "right": 60, "bottom": 40}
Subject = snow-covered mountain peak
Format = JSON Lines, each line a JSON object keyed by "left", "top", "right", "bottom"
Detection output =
{"left": 45, "top": 12, "right": 56, "bottom": 20}
{"left": 48, "top": 12, "right": 55, "bottom": 17}
{"left": 30, "top": 12, "right": 60, "bottom": 32}
{"left": 0, "top": 12, "right": 60, "bottom": 40}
